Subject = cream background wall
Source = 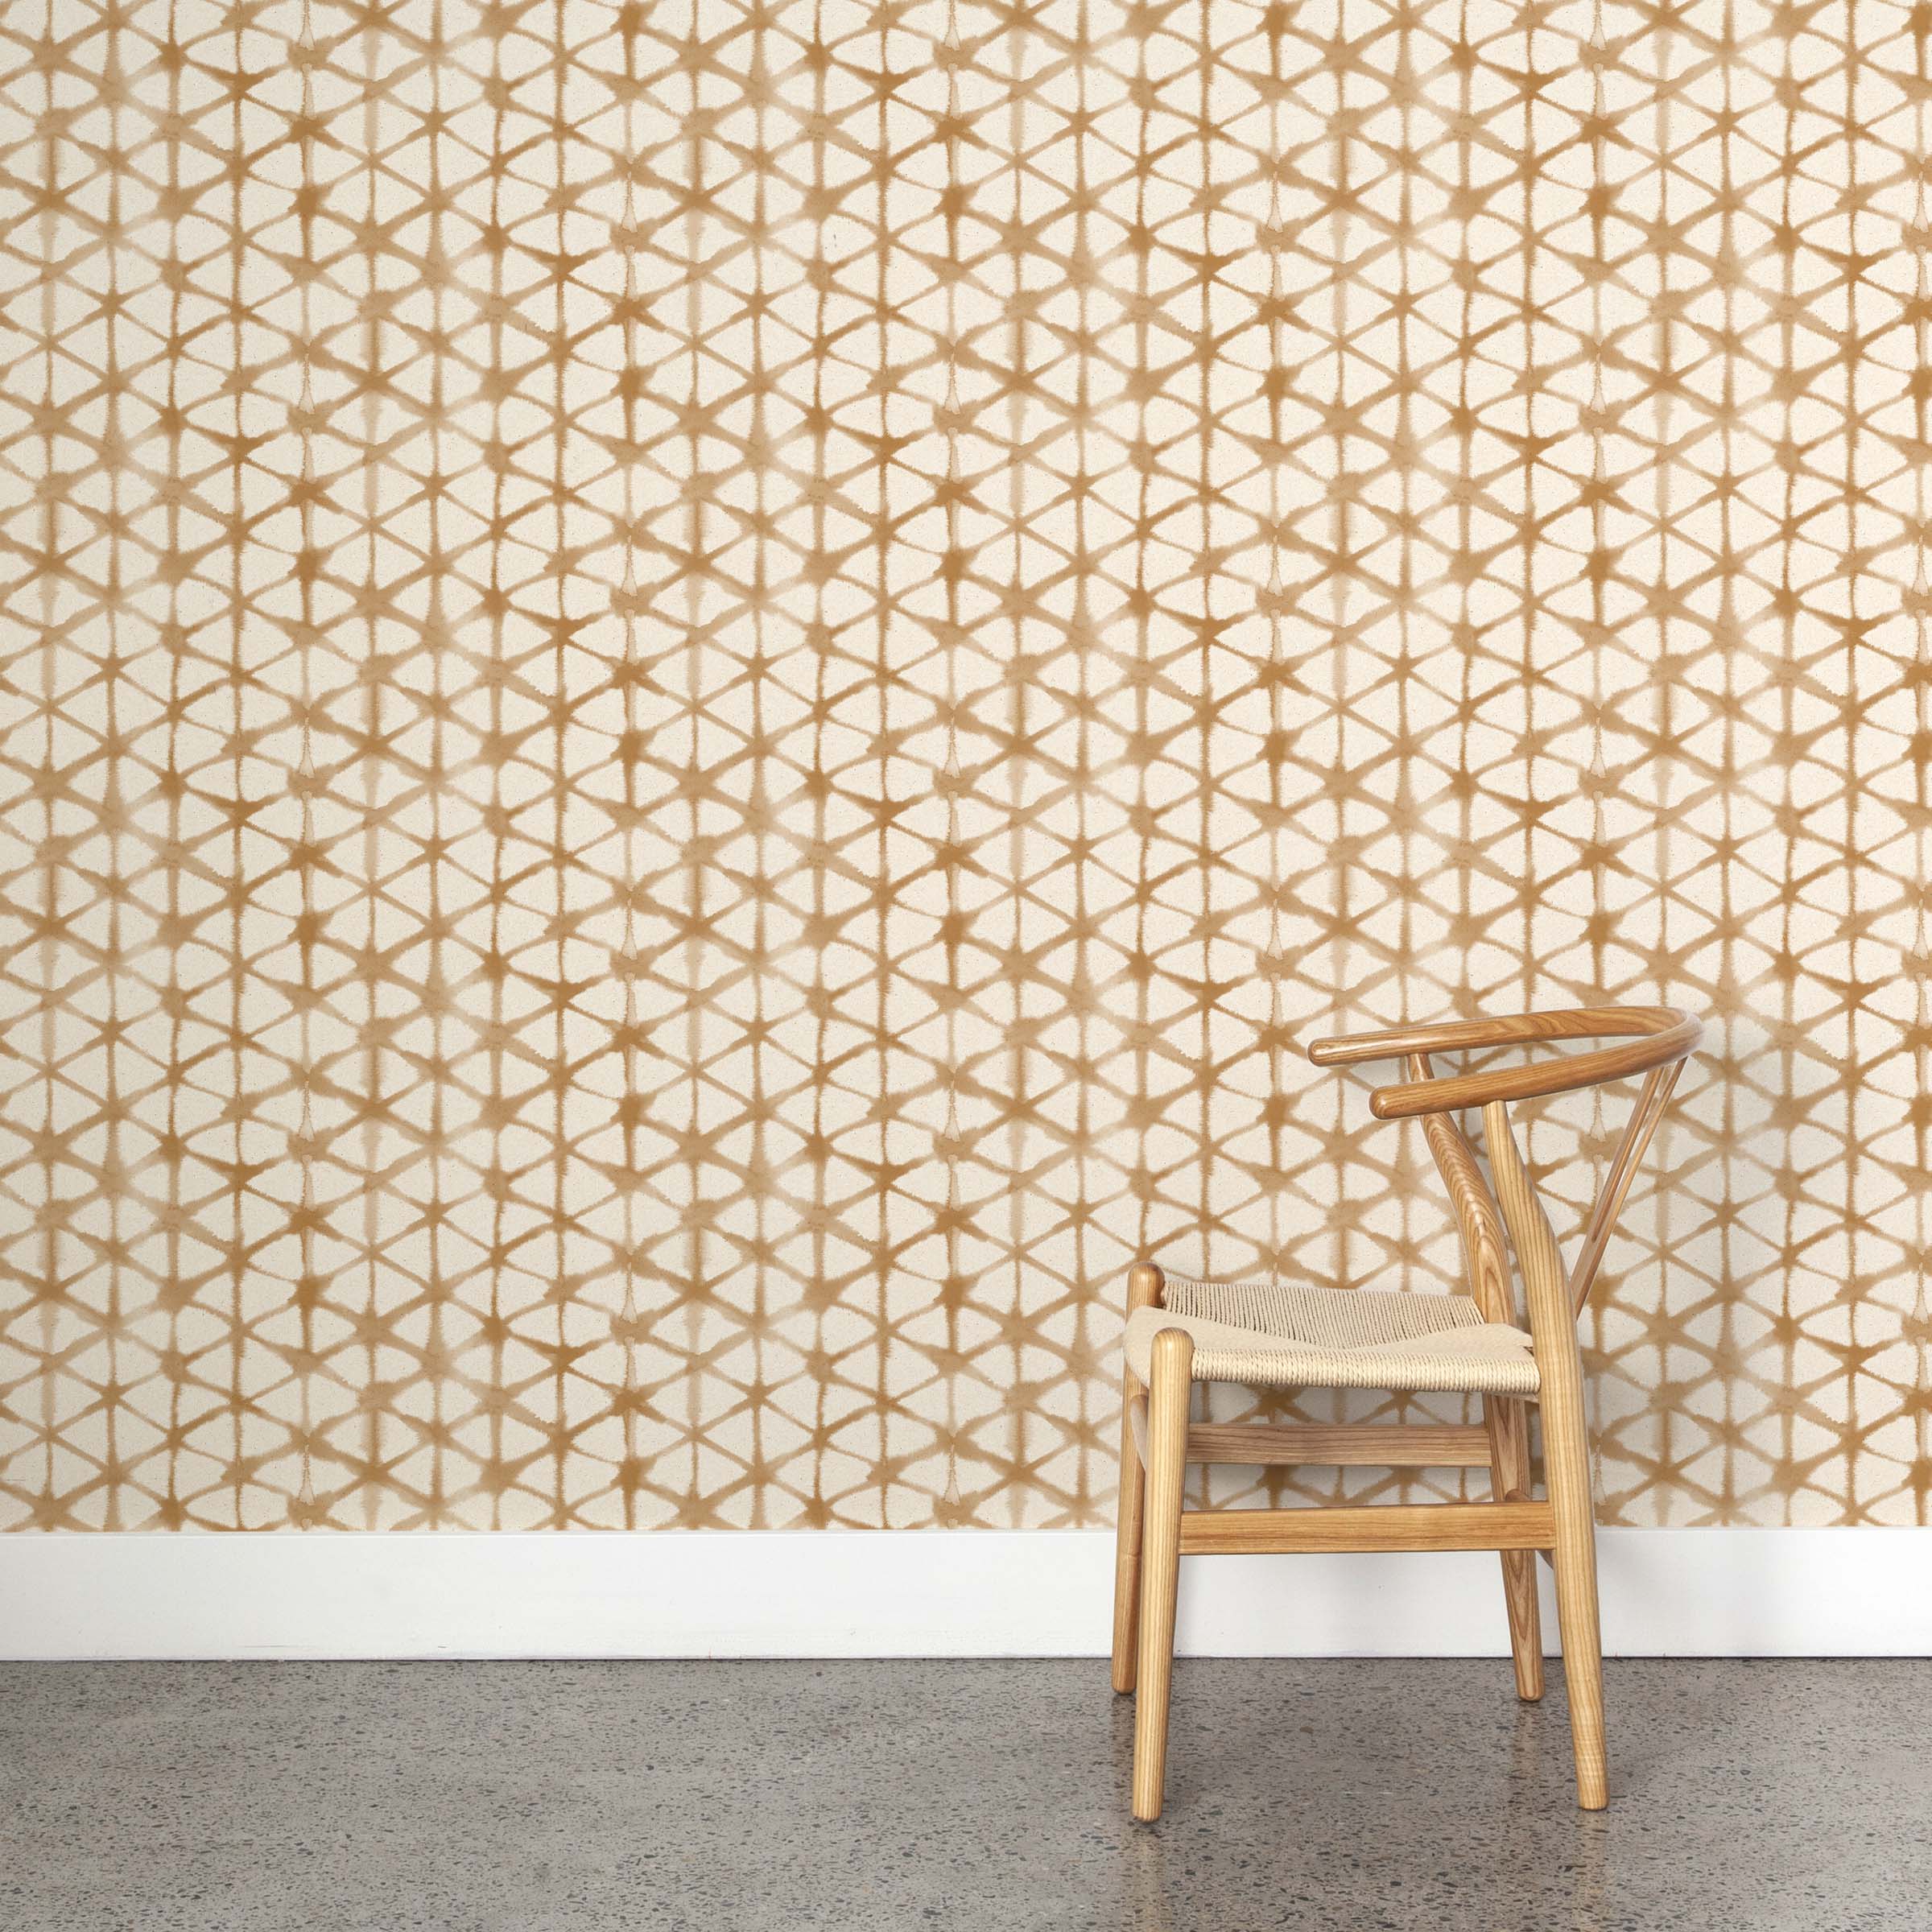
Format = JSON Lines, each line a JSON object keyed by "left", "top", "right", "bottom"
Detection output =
{"left": 1, "top": 0, "right": 1924, "bottom": 1537}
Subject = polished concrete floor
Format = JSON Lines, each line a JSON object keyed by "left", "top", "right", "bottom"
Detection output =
{"left": 0, "top": 1657, "right": 1923, "bottom": 1931}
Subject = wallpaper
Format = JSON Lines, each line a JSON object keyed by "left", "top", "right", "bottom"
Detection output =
{"left": 0, "top": 0, "right": 1924, "bottom": 1532}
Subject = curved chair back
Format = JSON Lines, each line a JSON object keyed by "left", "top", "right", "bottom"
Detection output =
{"left": 1307, "top": 1006, "right": 1701, "bottom": 1316}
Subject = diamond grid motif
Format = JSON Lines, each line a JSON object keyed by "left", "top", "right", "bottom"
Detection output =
{"left": 0, "top": 0, "right": 1924, "bottom": 1530}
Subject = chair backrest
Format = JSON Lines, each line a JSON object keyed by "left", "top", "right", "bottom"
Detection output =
{"left": 1307, "top": 1007, "right": 1701, "bottom": 1319}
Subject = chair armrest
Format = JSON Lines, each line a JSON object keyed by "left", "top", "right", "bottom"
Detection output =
{"left": 1308, "top": 1008, "right": 1702, "bottom": 1118}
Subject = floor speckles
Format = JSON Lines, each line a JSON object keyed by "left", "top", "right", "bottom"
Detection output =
{"left": 0, "top": 1659, "right": 1924, "bottom": 1931}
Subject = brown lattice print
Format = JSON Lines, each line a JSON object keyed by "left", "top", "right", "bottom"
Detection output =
{"left": 0, "top": 0, "right": 1924, "bottom": 1530}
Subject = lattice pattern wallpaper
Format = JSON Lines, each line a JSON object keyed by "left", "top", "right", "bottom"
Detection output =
{"left": 1, "top": 0, "right": 1925, "bottom": 1531}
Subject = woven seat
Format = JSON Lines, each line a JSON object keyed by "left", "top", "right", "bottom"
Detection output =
{"left": 1124, "top": 1276, "right": 1538, "bottom": 1397}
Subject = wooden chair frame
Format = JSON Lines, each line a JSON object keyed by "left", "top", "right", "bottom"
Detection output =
{"left": 1111, "top": 1005, "right": 1700, "bottom": 1821}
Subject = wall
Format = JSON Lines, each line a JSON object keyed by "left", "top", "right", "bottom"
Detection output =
{"left": 1, "top": 0, "right": 1922, "bottom": 1536}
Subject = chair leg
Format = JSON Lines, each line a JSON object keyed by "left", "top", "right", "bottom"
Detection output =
{"left": 1541, "top": 1377, "right": 1608, "bottom": 1809}
{"left": 1130, "top": 1327, "right": 1191, "bottom": 1823}
{"left": 1484, "top": 1394, "right": 1543, "bottom": 1702}
{"left": 1482, "top": 1096, "right": 1608, "bottom": 1809}
{"left": 1111, "top": 1375, "right": 1146, "bottom": 1694}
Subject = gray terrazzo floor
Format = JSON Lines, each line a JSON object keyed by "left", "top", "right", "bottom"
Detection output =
{"left": 0, "top": 1657, "right": 1925, "bottom": 1931}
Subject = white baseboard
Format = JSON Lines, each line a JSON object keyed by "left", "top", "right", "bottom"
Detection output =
{"left": 1, "top": 1528, "right": 1926, "bottom": 1661}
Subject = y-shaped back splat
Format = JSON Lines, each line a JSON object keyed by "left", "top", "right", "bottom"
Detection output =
{"left": 1562, "top": 1060, "right": 1685, "bottom": 1314}
{"left": 1315, "top": 1009, "right": 1701, "bottom": 1317}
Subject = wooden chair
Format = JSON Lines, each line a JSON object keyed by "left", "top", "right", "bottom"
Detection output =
{"left": 1111, "top": 1005, "right": 1701, "bottom": 1821}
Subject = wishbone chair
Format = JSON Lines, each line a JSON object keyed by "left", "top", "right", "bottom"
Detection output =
{"left": 1110, "top": 1005, "right": 1701, "bottom": 1821}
